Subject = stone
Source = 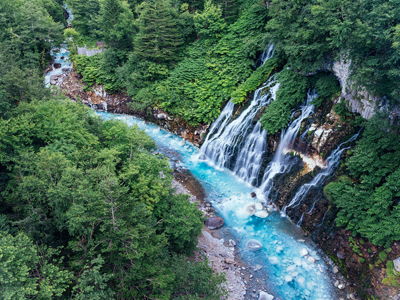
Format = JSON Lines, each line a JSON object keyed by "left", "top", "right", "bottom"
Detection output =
{"left": 61, "top": 67, "right": 70, "bottom": 72}
{"left": 258, "top": 291, "right": 274, "bottom": 300}
{"left": 293, "top": 111, "right": 301, "bottom": 118}
{"left": 300, "top": 248, "right": 309, "bottom": 257}
{"left": 243, "top": 203, "right": 256, "bottom": 217}
{"left": 246, "top": 239, "right": 263, "bottom": 251}
{"left": 333, "top": 266, "right": 339, "bottom": 274}
{"left": 60, "top": 56, "right": 64, "bottom": 59}
{"left": 229, "top": 239, "right": 236, "bottom": 247}
{"left": 54, "top": 63, "right": 62, "bottom": 69}
{"left": 394, "top": 257, "right": 400, "bottom": 273}
{"left": 251, "top": 192, "right": 257, "bottom": 198}
{"left": 157, "top": 113, "right": 167, "bottom": 120}
{"left": 254, "top": 211, "right": 269, "bottom": 218}
{"left": 338, "top": 284, "right": 345, "bottom": 290}
{"left": 204, "top": 217, "right": 224, "bottom": 230}
{"left": 307, "top": 256, "right": 316, "bottom": 264}
{"left": 225, "top": 257, "right": 235, "bottom": 264}
{"left": 337, "top": 252, "right": 346, "bottom": 260}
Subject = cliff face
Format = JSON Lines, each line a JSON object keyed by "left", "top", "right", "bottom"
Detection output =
{"left": 332, "top": 57, "right": 400, "bottom": 121}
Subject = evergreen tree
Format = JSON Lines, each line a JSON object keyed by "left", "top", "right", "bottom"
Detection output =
{"left": 98, "top": 0, "right": 135, "bottom": 50}
{"left": 135, "top": 0, "right": 183, "bottom": 64}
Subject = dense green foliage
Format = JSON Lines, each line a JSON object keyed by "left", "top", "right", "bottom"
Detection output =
{"left": 260, "top": 69, "right": 309, "bottom": 134}
{"left": 324, "top": 114, "right": 400, "bottom": 247}
{"left": 266, "top": 0, "right": 400, "bottom": 102}
{"left": 0, "top": 99, "right": 226, "bottom": 299}
{"left": 0, "top": 2, "right": 227, "bottom": 298}
{"left": 0, "top": 0, "right": 63, "bottom": 115}
{"left": 68, "top": 0, "right": 270, "bottom": 125}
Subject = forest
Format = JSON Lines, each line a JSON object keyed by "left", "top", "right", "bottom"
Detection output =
{"left": 1, "top": 0, "right": 400, "bottom": 298}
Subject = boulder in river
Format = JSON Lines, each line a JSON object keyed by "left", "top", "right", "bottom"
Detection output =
{"left": 54, "top": 63, "right": 62, "bottom": 69}
{"left": 61, "top": 68, "right": 70, "bottom": 72}
{"left": 258, "top": 291, "right": 274, "bottom": 300}
{"left": 205, "top": 217, "right": 224, "bottom": 230}
{"left": 251, "top": 192, "right": 257, "bottom": 198}
{"left": 246, "top": 239, "right": 263, "bottom": 251}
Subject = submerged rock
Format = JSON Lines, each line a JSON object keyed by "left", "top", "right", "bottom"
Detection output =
{"left": 246, "top": 239, "right": 263, "bottom": 251}
{"left": 243, "top": 203, "right": 256, "bottom": 217}
{"left": 254, "top": 211, "right": 269, "bottom": 218}
{"left": 205, "top": 217, "right": 224, "bottom": 230}
{"left": 258, "top": 291, "right": 274, "bottom": 300}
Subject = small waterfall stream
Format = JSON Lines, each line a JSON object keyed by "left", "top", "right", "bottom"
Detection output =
{"left": 258, "top": 91, "right": 317, "bottom": 200}
{"left": 286, "top": 131, "right": 361, "bottom": 209}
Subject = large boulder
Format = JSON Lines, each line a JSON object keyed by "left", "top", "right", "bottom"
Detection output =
{"left": 394, "top": 257, "right": 400, "bottom": 273}
{"left": 258, "top": 291, "right": 274, "bottom": 300}
{"left": 205, "top": 217, "right": 224, "bottom": 230}
{"left": 54, "top": 63, "right": 62, "bottom": 69}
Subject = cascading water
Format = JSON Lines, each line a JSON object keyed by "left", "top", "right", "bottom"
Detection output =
{"left": 258, "top": 91, "right": 318, "bottom": 200}
{"left": 233, "top": 122, "right": 267, "bottom": 186}
{"left": 254, "top": 44, "right": 274, "bottom": 68}
{"left": 200, "top": 101, "right": 235, "bottom": 154}
{"left": 200, "top": 78, "right": 279, "bottom": 170}
{"left": 286, "top": 131, "right": 361, "bottom": 209}
{"left": 96, "top": 111, "right": 341, "bottom": 300}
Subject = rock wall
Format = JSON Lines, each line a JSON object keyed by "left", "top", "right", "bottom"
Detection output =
{"left": 332, "top": 57, "right": 400, "bottom": 121}
{"left": 60, "top": 70, "right": 208, "bottom": 146}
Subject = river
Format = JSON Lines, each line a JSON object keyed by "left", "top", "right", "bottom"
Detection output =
{"left": 45, "top": 5, "right": 343, "bottom": 299}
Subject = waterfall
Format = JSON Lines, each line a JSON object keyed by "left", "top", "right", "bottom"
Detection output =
{"left": 254, "top": 44, "right": 274, "bottom": 68}
{"left": 233, "top": 122, "right": 267, "bottom": 185}
{"left": 200, "top": 101, "right": 235, "bottom": 157}
{"left": 286, "top": 131, "right": 361, "bottom": 209}
{"left": 259, "top": 91, "right": 318, "bottom": 200}
{"left": 200, "top": 77, "right": 279, "bottom": 170}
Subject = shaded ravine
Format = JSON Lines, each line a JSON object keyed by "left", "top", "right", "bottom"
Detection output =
{"left": 96, "top": 111, "right": 343, "bottom": 300}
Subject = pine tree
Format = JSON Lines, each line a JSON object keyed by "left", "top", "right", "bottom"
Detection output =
{"left": 134, "top": 0, "right": 183, "bottom": 64}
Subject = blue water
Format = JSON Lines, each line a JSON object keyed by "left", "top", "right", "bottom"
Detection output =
{"left": 96, "top": 111, "right": 337, "bottom": 300}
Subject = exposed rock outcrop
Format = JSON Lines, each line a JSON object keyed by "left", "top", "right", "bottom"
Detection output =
{"left": 333, "top": 57, "right": 400, "bottom": 121}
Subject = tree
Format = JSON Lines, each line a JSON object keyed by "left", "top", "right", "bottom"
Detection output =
{"left": 194, "top": 0, "right": 227, "bottom": 45}
{"left": 98, "top": 0, "right": 135, "bottom": 50}
{"left": 134, "top": 0, "right": 183, "bottom": 64}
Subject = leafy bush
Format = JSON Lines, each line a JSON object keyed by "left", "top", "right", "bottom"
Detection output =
{"left": 324, "top": 114, "right": 400, "bottom": 247}
{"left": 260, "top": 68, "right": 309, "bottom": 134}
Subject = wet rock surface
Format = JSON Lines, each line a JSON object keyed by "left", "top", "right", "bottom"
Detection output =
{"left": 205, "top": 217, "right": 225, "bottom": 230}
